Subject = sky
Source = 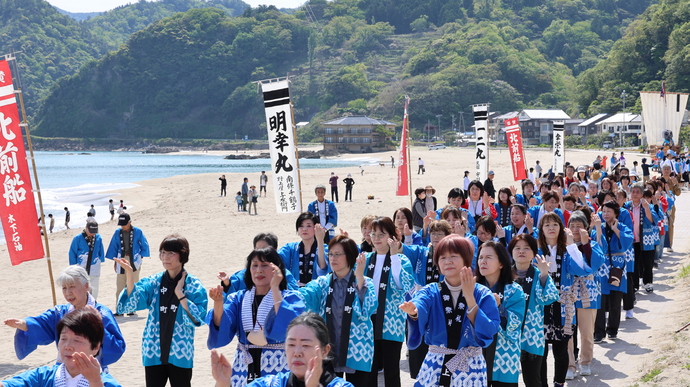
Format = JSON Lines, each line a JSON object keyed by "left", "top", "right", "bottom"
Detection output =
{"left": 46, "top": 0, "right": 305, "bottom": 13}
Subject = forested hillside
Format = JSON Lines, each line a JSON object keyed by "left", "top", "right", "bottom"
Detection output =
{"left": 13, "top": 0, "right": 677, "bottom": 140}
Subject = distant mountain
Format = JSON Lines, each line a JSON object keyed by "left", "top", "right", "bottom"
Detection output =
{"left": 53, "top": 7, "right": 102, "bottom": 21}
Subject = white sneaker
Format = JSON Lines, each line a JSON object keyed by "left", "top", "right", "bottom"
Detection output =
{"left": 580, "top": 365, "right": 592, "bottom": 376}
{"left": 626, "top": 310, "right": 634, "bottom": 319}
{"left": 566, "top": 369, "right": 576, "bottom": 380}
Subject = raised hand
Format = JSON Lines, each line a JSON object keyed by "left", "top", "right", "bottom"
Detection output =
{"left": 175, "top": 271, "right": 187, "bottom": 300}
{"left": 403, "top": 223, "right": 412, "bottom": 236}
{"left": 509, "top": 186, "right": 518, "bottom": 196}
{"left": 534, "top": 254, "right": 550, "bottom": 274}
{"left": 314, "top": 224, "right": 326, "bottom": 241}
{"left": 399, "top": 301, "right": 418, "bottom": 316}
{"left": 579, "top": 228, "right": 590, "bottom": 244}
{"left": 217, "top": 271, "right": 230, "bottom": 284}
{"left": 72, "top": 352, "right": 102, "bottom": 385}
{"left": 591, "top": 212, "right": 602, "bottom": 228}
{"left": 304, "top": 346, "right": 324, "bottom": 387}
{"left": 355, "top": 253, "right": 366, "bottom": 280}
{"left": 113, "top": 257, "right": 133, "bottom": 273}
{"left": 3, "top": 318, "right": 27, "bottom": 331}
{"left": 209, "top": 285, "right": 225, "bottom": 303}
{"left": 459, "top": 266, "right": 476, "bottom": 298}
{"left": 529, "top": 197, "right": 537, "bottom": 208}
{"left": 211, "top": 349, "right": 232, "bottom": 387}
{"left": 525, "top": 213, "right": 534, "bottom": 230}
{"left": 339, "top": 228, "right": 349, "bottom": 237}
{"left": 388, "top": 237, "right": 399, "bottom": 255}
{"left": 564, "top": 228, "right": 574, "bottom": 245}
{"left": 269, "top": 263, "right": 284, "bottom": 290}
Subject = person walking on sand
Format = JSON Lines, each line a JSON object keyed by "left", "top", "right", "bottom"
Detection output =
{"left": 360, "top": 165, "right": 364, "bottom": 175}
{"left": 68, "top": 220, "right": 106, "bottom": 299}
{"left": 48, "top": 214, "right": 54, "bottom": 233}
{"left": 88, "top": 204, "right": 96, "bottom": 217}
{"left": 391, "top": 155, "right": 395, "bottom": 168}
{"left": 219, "top": 175, "right": 227, "bottom": 197}
{"left": 109, "top": 199, "right": 115, "bottom": 220}
{"left": 343, "top": 173, "right": 355, "bottom": 201}
{"left": 329, "top": 172, "right": 339, "bottom": 203}
{"left": 117, "top": 200, "right": 124, "bottom": 215}
{"left": 241, "top": 177, "right": 249, "bottom": 212}
{"left": 248, "top": 185, "right": 258, "bottom": 215}
{"left": 260, "top": 170, "right": 268, "bottom": 197}
{"left": 418, "top": 157, "right": 425, "bottom": 174}
{"left": 64, "top": 207, "right": 70, "bottom": 229}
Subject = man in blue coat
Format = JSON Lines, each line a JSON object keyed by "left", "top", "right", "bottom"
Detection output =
{"left": 307, "top": 184, "right": 338, "bottom": 242}
{"left": 68, "top": 220, "right": 105, "bottom": 299}
{"left": 105, "top": 213, "right": 150, "bottom": 315}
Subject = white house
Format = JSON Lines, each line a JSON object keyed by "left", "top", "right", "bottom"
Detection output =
{"left": 517, "top": 109, "right": 571, "bottom": 144}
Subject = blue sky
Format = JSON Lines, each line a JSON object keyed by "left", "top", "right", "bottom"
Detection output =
{"left": 46, "top": 0, "right": 304, "bottom": 13}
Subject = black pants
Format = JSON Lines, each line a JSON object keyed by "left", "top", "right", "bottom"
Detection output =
{"left": 483, "top": 333, "right": 498, "bottom": 383}
{"left": 520, "top": 351, "right": 543, "bottom": 387}
{"left": 331, "top": 187, "right": 339, "bottom": 202}
{"left": 418, "top": 165, "right": 424, "bottom": 174}
{"left": 408, "top": 341, "right": 428, "bottom": 379}
{"left": 345, "top": 186, "right": 353, "bottom": 201}
{"left": 635, "top": 242, "right": 655, "bottom": 285}
{"left": 260, "top": 185, "right": 266, "bottom": 195}
{"left": 366, "top": 338, "right": 402, "bottom": 387}
{"left": 220, "top": 186, "right": 226, "bottom": 196}
{"left": 541, "top": 340, "right": 569, "bottom": 385}
{"left": 595, "top": 290, "right": 623, "bottom": 338}
{"left": 337, "top": 370, "right": 368, "bottom": 387}
{"left": 623, "top": 270, "right": 636, "bottom": 311}
{"left": 145, "top": 364, "right": 192, "bottom": 387}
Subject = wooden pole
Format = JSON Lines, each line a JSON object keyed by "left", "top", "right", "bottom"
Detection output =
{"left": 406, "top": 97, "right": 413, "bottom": 209}
{"left": 7, "top": 51, "right": 57, "bottom": 306}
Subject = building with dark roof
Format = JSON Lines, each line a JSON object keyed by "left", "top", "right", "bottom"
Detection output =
{"left": 321, "top": 116, "right": 396, "bottom": 152}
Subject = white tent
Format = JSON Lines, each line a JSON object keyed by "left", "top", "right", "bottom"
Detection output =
{"left": 640, "top": 91, "right": 689, "bottom": 146}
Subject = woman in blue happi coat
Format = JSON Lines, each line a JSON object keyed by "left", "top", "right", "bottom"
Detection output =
{"left": 537, "top": 212, "right": 593, "bottom": 387}
{"left": 393, "top": 207, "right": 424, "bottom": 246}
{"left": 211, "top": 313, "right": 354, "bottom": 387}
{"left": 400, "top": 235, "right": 500, "bottom": 387}
{"left": 361, "top": 216, "right": 415, "bottom": 387}
{"left": 278, "top": 212, "right": 329, "bottom": 287}
{"left": 1, "top": 309, "right": 122, "bottom": 387}
{"left": 501, "top": 204, "right": 539, "bottom": 248}
{"left": 623, "top": 183, "right": 662, "bottom": 293}
{"left": 476, "top": 241, "right": 526, "bottom": 386}
{"left": 299, "top": 235, "right": 377, "bottom": 387}
{"left": 117, "top": 235, "right": 208, "bottom": 387}
{"left": 508, "top": 233, "right": 559, "bottom": 387}
{"left": 402, "top": 219, "right": 452, "bottom": 378}
{"left": 207, "top": 248, "right": 305, "bottom": 387}
{"left": 4, "top": 265, "right": 125, "bottom": 369}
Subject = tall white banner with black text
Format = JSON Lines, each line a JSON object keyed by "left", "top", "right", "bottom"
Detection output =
{"left": 473, "top": 104, "right": 489, "bottom": 182}
{"left": 552, "top": 121, "right": 565, "bottom": 174}
{"left": 261, "top": 80, "right": 302, "bottom": 214}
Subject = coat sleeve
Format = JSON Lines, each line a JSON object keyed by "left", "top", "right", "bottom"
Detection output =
{"left": 1, "top": 365, "right": 57, "bottom": 387}
{"left": 105, "top": 230, "right": 121, "bottom": 260}
{"left": 285, "top": 269, "right": 300, "bottom": 290}
{"left": 468, "top": 284, "right": 500, "bottom": 347}
{"left": 499, "top": 284, "right": 526, "bottom": 345}
{"left": 353, "top": 277, "right": 378, "bottom": 321}
{"left": 136, "top": 229, "right": 151, "bottom": 258}
{"left": 180, "top": 276, "right": 208, "bottom": 328}
{"left": 408, "top": 285, "right": 435, "bottom": 350}
{"left": 68, "top": 238, "right": 79, "bottom": 265}
{"left": 206, "top": 291, "right": 241, "bottom": 349}
{"left": 328, "top": 202, "right": 338, "bottom": 227}
{"left": 117, "top": 275, "right": 155, "bottom": 314}
{"left": 265, "top": 291, "right": 306, "bottom": 342}
{"left": 533, "top": 268, "right": 559, "bottom": 306}
{"left": 299, "top": 276, "right": 328, "bottom": 313}
{"left": 96, "top": 305, "right": 127, "bottom": 366}
{"left": 95, "top": 237, "right": 106, "bottom": 262}
{"left": 13, "top": 307, "right": 62, "bottom": 360}
{"left": 314, "top": 244, "right": 330, "bottom": 277}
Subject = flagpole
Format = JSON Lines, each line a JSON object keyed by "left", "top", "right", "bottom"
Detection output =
{"left": 287, "top": 80, "right": 304, "bottom": 212}
{"left": 405, "top": 97, "right": 412, "bottom": 209}
{"left": 6, "top": 50, "right": 57, "bottom": 306}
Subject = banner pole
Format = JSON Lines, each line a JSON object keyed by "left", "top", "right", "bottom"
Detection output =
{"left": 406, "top": 99, "right": 412, "bottom": 209}
{"left": 290, "top": 93, "right": 303, "bottom": 213}
{"left": 8, "top": 51, "right": 57, "bottom": 306}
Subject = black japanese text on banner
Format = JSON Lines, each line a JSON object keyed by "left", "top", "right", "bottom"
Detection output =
{"left": 473, "top": 104, "right": 489, "bottom": 182}
{"left": 261, "top": 80, "right": 301, "bottom": 214}
{"left": 552, "top": 121, "right": 565, "bottom": 174}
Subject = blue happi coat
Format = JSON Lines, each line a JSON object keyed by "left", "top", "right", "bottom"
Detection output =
{"left": 596, "top": 221, "right": 633, "bottom": 295}
{"left": 361, "top": 252, "right": 415, "bottom": 342}
{"left": 105, "top": 226, "right": 150, "bottom": 271}
{"left": 278, "top": 241, "right": 330, "bottom": 283}
{"left": 402, "top": 244, "right": 444, "bottom": 287}
{"left": 623, "top": 201, "right": 662, "bottom": 251}
{"left": 223, "top": 269, "right": 299, "bottom": 295}
{"left": 0, "top": 364, "right": 121, "bottom": 387}
{"left": 247, "top": 372, "right": 353, "bottom": 387}
{"left": 68, "top": 233, "right": 105, "bottom": 277}
{"left": 502, "top": 225, "right": 539, "bottom": 247}
{"left": 517, "top": 267, "right": 559, "bottom": 355}
{"left": 206, "top": 289, "right": 305, "bottom": 387}
{"left": 515, "top": 194, "right": 541, "bottom": 207}
{"left": 299, "top": 273, "right": 377, "bottom": 372}
{"left": 407, "top": 282, "right": 500, "bottom": 387}
{"left": 572, "top": 240, "right": 605, "bottom": 309}
{"left": 435, "top": 207, "right": 476, "bottom": 233}
{"left": 118, "top": 271, "right": 208, "bottom": 368}
{"left": 488, "top": 282, "right": 525, "bottom": 384}
{"left": 14, "top": 295, "right": 125, "bottom": 368}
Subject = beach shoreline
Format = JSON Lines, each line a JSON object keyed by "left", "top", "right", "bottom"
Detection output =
{"left": 0, "top": 145, "right": 687, "bottom": 386}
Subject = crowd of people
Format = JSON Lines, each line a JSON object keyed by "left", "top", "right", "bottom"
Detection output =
{"left": 1, "top": 147, "right": 685, "bottom": 387}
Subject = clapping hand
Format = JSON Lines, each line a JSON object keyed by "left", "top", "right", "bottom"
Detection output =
{"left": 211, "top": 349, "right": 232, "bottom": 387}
{"left": 534, "top": 254, "right": 550, "bottom": 274}
{"left": 209, "top": 285, "right": 225, "bottom": 303}
{"left": 399, "top": 301, "right": 418, "bottom": 316}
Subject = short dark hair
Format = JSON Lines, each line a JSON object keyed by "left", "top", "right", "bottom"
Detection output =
{"left": 510, "top": 203, "right": 527, "bottom": 215}
{"left": 563, "top": 194, "right": 577, "bottom": 203}
{"left": 328, "top": 235, "right": 359, "bottom": 269}
{"left": 243, "top": 248, "right": 287, "bottom": 290}
{"left": 414, "top": 187, "right": 425, "bottom": 197}
{"left": 295, "top": 212, "right": 320, "bottom": 231}
{"left": 429, "top": 220, "right": 453, "bottom": 235}
{"left": 507, "top": 233, "right": 538, "bottom": 257}
{"left": 601, "top": 200, "right": 620, "bottom": 217}
{"left": 287, "top": 312, "right": 330, "bottom": 349}
{"left": 598, "top": 190, "right": 616, "bottom": 204}
{"left": 475, "top": 215, "right": 496, "bottom": 236}
{"left": 393, "top": 207, "right": 414, "bottom": 229}
{"left": 476, "top": 241, "right": 514, "bottom": 285}
{"left": 434, "top": 235, "right": 474, "bottom": 268}
{"left": 159, "top": 235, "right": 190, "bottom": 265}
{"left": 253, "top": 232, "right": 279, "bottom": 249}
{"left": 467, "top": 180, "right": 484, "bottom": 197}
{"left": 370, "top": 217, "right": 397, "bottom": 240}
{"left": 498, "top": 187, "right": 512, "bottom": 203}
{"left": 446, "top": 188, "right": 466, "bottom": 206}
{"left": 521, "top": 179, "right": 535, "bottom": 190}
{"left": 541, "top": 190, "right": 559, "bottom": 203}
{"left": 57, "top": 309, "right": 104, "bottom": 352}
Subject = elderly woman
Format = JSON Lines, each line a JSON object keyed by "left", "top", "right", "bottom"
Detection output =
{"left": 117, "top": 234, "right": 208, "bottom": 387}
{"left": 1, "top": 309, "right": 121, "bottom": 387}
{"left": 4, "top": 265, "right": 125, "bottom": 369}
{"left": 212, "top": 313, "right": 355, "bottom": 387}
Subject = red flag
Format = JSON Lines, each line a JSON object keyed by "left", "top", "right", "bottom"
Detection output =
{"left": 0, "top": 60, "right": 44, "bottom": 265}
{"left": 396, "top": 97, "right": 410, "bottom": 196}
{"left": 504, "top": 117, "right": 527, "bottom": 182}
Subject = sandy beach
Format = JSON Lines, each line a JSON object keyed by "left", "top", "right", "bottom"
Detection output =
{"left": 0, "top": 145, "right": 688, "bottom": 386}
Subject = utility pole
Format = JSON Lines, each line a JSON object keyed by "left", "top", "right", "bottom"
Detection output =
{"left": 621, "top": 90, "right": 627, "bottom": 148}
{"left": 436, "top": 114, "right": 442, "bottom": 142}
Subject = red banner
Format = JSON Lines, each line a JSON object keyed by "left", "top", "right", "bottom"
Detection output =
{"left": 396, "top": 98, "right": 410, "bottom": 196}
{"left": 0, "top": 60, "right": 43, "bottom": 265}
{"left": 504, "top": 117, "right": 527, "bottom": 182}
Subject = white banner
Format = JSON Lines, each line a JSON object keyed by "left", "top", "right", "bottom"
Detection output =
{"left": 261, "top": 80, "right": 301, "bottom": 214}
{"left": 473, "top": 104, "right": 489, "bottom": 182}
{"left": 640, "top": 91, "right": 689, "bottom": 146}
{"left": 552, "top": 121, "right": 565, "bottom": 174}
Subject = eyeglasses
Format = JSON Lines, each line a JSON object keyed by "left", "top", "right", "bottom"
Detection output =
{"left": 159, "top": 251, "right": 178, "bottom": 259}
{"left": 430, "top": 232, "right": 447, "bottom": 238}
{"left": 369, "top": 233, "right": 387, "bottom": 239}
{"left": 329, "top": 252, "right": 346, "bottom": 258}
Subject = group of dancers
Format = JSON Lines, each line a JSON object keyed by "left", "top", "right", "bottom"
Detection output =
{"left": 1, "top": 153, "right": 681, "bottom": 387}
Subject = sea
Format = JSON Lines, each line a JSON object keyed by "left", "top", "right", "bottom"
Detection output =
{"left": 22, "top": 151, "right": 376, "bottom": 237}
